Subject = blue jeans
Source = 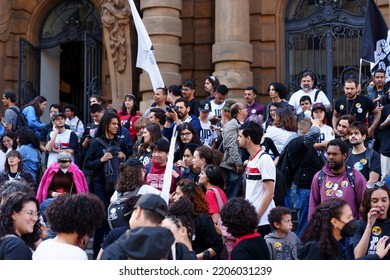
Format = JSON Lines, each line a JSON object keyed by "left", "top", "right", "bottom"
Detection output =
{"left": 296, "top": 188, "right": 311, "bottom": 237}
{"left": 223, "top": 168, "right": 243, "bottom": 200}
{"left": 284, "top": 184, "right": 299, "bottom": 210}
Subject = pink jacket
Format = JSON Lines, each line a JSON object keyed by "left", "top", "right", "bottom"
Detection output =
{"left": 36, "top": 162, "right": 89, "bottom": 202}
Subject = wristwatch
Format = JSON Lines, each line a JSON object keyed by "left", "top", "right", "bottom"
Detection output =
{"left": 203, "top": 250, "right": 210, "bottom": 260}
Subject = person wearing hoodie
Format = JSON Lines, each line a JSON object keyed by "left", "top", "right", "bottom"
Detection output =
{"left": 308, "top": 139, "right": 367, "bottom": 220}
{"left": 144, "top": 138, "right": 180, "bottom": 193}
{"left": 264, "top": 206, "right": 301, "bottom": 260}
{"left": 101, "top": 193, "right": 195, "bottom": 260}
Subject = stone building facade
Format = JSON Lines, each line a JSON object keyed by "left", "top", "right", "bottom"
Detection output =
{"left": 0, "top": 0, "right": 389, "bottom": 122}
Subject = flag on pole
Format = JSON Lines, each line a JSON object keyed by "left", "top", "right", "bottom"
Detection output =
{"left": 128, "top": 0, "right": 165, "bottom": 90}
{"left": 361, "top": 0, "right": 390, "bottom": 84}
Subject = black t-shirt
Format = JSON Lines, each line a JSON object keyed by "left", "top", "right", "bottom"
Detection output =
{"left": 335, "top": 95, "right": 376, "bottom": 124}
{"left": 0, "top": 235, "right": 32, "bottom": 260}
{"left": 346, "top": 149, "right": 381, "bottom": 181}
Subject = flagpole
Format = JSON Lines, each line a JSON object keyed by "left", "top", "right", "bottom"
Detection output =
{"left": 359, "top": 58, "right": 363, "bottom": 88}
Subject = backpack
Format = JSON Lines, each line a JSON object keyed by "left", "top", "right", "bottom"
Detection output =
{"left": 210, "top": 187, "right": 236, "bottom": 257}
{"left": 95, "top": 137, "right": 123, "bottom": 193}
{"left": 107, "top": 187, "right": 140, "bottom": 230}
{"left": 346, "top": 147, "right": 374, "bottom": 170}
{"left": 317, "top": 165, "right": 355, "bottom": 189}
{"left": 9, "top": 107, "right": 28, "bottom": 131}
{"left": 260, "top": 152, "right": 287, "bottom": 206}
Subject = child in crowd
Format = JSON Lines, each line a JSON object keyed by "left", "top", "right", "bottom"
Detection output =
{"left": 264, "top": 206, "right": 301, "bottom": 260}
{"left": 296, "top": 95, "right": 312, "bottom": 122}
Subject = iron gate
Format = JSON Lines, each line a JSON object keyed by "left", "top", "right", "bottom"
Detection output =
{"left": 18, "top": 38, "right": 40, "bottom": 108}
{"left": 285, "top": 0, "right": 371, "bottom": 103}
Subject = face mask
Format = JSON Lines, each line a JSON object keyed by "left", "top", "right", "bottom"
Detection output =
{"left": 340, "top": 219, "right": 358, "bottom": 238}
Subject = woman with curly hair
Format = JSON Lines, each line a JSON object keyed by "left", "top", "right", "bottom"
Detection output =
{"left": 118, "top": 94, "right": 141, "bottom": 144}
{"left": 0, "top": 192, "right": 42, "bottom": 259}
{"left": 220, "top": 197, "right": 270, "bottom": 260}
{"left": 172, "top": 178, "right": 225, "bottom": 260}
{"left": 351, "top": 183, "right": 390, "bottom": 259}
{"left": 299, "top": 197, "right": 390, "bottom": 260}
{"left": 163, "top": 196, "right": 197, "bottom": 259}
{"left": 33, "top": 193, "right": 105, "bottom": 260}
{"left": 137, "top": 123, "right": 162, "bottom": 165}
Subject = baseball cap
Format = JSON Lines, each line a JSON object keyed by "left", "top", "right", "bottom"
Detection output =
{"left": 311, "top": 102, "right": 326, "bottom": 112}
{"left": 3, "top": 91, "right": 16, "bottom": 102}
{"left": 57, "top": 151, "right": 72, "bottom": 161}
{"left": 124, "top": 158, "right": 144, "bottom": 168}
{"left": 199, "top": 100, "right": 212, "bottom": 113}
{"left": 134, "top": 193, "right": 168, "bottom": 218}
{"left": 222, "top": 99, "right": 236, "bottom": 112}
{"left": 51, "top": 112, "right": 65, "bottom": 121}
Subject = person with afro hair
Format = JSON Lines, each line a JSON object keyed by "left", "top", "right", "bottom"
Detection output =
{"left": 33, "top": 193, "right": 105, "bottom": 260}
{"left": 220, "top": 197, "right": 270, "bottom": 260}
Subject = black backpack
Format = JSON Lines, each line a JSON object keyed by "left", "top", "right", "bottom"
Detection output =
{"left": 95, "top": 137, "right": 123, "bottom": 193}
{"left": 259, "top": 152, "right": 287, "bottom": 206}
{"left": 9, "top": 107, "right": 28, "bottom": 131}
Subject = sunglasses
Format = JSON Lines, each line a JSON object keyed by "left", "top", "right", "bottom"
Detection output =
{"left": 58, "top": 160, "right": 71, "bottom": 163}
{"left": 367, "top": 181, "right": 387, "bottom": 189}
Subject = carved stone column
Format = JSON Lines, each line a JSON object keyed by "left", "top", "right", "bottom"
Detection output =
{"left": 101, "top": 0, "right": 133, "bottom": 108}
{"left": 213, "top": 0, "right": 253, "bottom": 99}
{"left": 0, "top": 0, "right": 12, "bottom": 92}
{"left": 139, "top": 0, "right": 182, "bottom": 112}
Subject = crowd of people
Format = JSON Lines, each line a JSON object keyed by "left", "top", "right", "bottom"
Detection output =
{"left": 1, "top": 70, "right": 390, "bottom": 260}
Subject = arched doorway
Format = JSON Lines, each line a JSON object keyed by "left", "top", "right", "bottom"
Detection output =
{"left": 18, "top": 0, "right": 102, "bottom": 123}
{"left": 285, "top": 0, "right": 370, "bottom": 102}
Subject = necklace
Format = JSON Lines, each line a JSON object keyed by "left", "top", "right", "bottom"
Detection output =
{"left": 346, "top": 97, "right": 356, "bottom": 115}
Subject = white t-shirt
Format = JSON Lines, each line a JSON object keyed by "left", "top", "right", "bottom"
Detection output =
{"left": 264, "top": 126, "right": 296, "bottom": 154}
{"left": 47, "top": 130, "right": 75, "bottom": 167}
{"left": 199, "top": 119, "right": 217, "bottom": 147}
{"left": 245, "top": 150, "right": 276, "bottom": 226}
{"left": 33, "top": 238, "right": 88, "bottom": 260}
{"left": 289, "top": 89, "right": 330, "bottom": 114}
{"left": 318, "top": 125, "right": 335, "bottom": 143}
{"left": 208, "top": 101, "right": 225, "bottom": 120}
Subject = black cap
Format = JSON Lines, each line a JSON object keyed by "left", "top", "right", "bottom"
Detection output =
{"left": 51, "top": 112, "right": 65, "bottom": 121}
{"left": 134, "top": 193, "right": 168, "bottom": 218}
{"left": 311, "top": 102, "right": 326, "bottom": 112}
{"left": 199, "top": 100, "right": 212, "bottom": 112}
{"left": 115, "top": 227, "right": 174, "bottom": 260}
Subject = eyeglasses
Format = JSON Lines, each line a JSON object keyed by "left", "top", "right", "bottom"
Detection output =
{"left": 21, "top": 210, "right": 40, "bottom": 217}
{"left": 367, "top": 181, "right": 387, "bottom": 189}
{"left": 180, "top": 132, "right": 192, "bottom": 137}
{"left": 58, "top": 160, "right": 71, "bottom": 163}
{"left": 6, "top": 155, "right": 18, "bottom": 159}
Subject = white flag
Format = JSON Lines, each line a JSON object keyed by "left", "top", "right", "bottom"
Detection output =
{"left": 160, "top": 130, "right": 178, "bottom": 204}
{"left": 128, "top": 0, "right": 165, "bottom": 90}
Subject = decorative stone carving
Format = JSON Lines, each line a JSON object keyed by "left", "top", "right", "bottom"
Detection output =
{"left": 0, "top": 0, "right": 12, "bottom": 42}
{"left": 101, "top": 0, "right": 130, "bottom": 73}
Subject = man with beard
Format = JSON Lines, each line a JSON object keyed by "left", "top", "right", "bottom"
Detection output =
{"left": 332, "top": 79, "right": 381, "bottom": 138}
{"left": 346, "top": 121, "right": 381, "bottom": 184}
{"left": 308, "top": 139, "right": 366, "bottom": 220}
{"left": 288, "top": 70, "right": 331, "bottom": 114}
{"left": 335, "top": 114, "right": 356, "bottom": 149}
{"left": 162, "top": 98, "right": 201, "bottom": 140}
{"left": 244, "top": 86, "right": 264, "bottom": 122}
{"left": 367, "top": 69, "right": 388, "bottom": 106}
